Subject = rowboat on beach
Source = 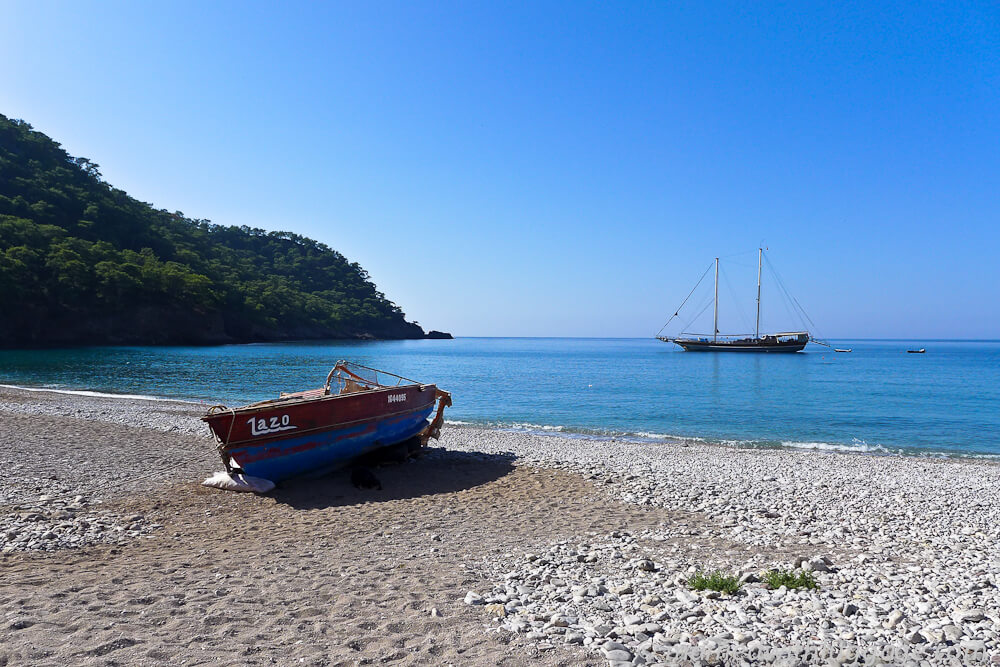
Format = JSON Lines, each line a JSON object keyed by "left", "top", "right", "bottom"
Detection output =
{"left": 202, "top": 362, "right": 451, "bottom": 482}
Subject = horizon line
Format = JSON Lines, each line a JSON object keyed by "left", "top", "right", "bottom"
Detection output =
{"left": 447, "top": 336, "right": 1000, "bottom": 342}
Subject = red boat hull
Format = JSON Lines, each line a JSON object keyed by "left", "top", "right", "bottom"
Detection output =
{"left": 203, "top": 384, "right": 440, "bottom": 481}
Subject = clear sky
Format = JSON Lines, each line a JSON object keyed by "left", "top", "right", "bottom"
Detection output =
{"left": 3, "top": 1, "right": 998, "bottom": 338}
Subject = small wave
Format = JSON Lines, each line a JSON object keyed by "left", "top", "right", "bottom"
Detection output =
{"left": 632, "top": 431, "right": 684, "bottom": 441}
{"left": 507, "top": 422, "right": 566, "bottom": 432}
{"left": 955, "top": 451, "right": 1000, "bottom": 460}
{"left": 0, "top": 384, "right": 197, "bottom": 403}
{"left": 709, "top": 436, "right": 902, "bottom": 455}
{"left": 777, "top": 439, "right": 900, "bottom": 455}
{"left": 420, "top": 416, "right": 1000, "bottom": 461}
{"left": 493, "top": 422, "right": 689, "bottom": 444}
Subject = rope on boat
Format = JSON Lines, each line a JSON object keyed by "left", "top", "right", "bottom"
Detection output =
{"left": 655, "top": 261, "right": 714, "bottom": 338}
{"left": 720, "top": 264, "right": 753, "bottom": 334}
{"left": 325, "top": 360, "right": 421, "bottom": 393}
{"left": 679, "top": 293, "right": 716, "bottom": 337}
{"left": 205, "top": 404, "right": 238, "bottom": 473}
{"left": 762, "top": 254, "right": 831, "bottom": 346}
{"left": 421, "top": 390, "right": 452, "bottom": 446}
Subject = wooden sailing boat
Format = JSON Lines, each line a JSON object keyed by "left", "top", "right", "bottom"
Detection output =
{"left": 657, "top": 248, "right": 811, "bottom": 353}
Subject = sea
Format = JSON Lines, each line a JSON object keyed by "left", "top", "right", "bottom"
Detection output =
{"left": 1, "top": 338, "right": 998, "bottom": 458}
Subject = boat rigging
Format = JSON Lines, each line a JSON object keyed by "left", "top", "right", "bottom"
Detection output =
{"left": 656, "top": 248, "right": 826, "bottom": 353}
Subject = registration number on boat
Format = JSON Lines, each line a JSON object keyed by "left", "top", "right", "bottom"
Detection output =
{"left": 387, "top": 393, "right": 407, "bottom": 404}
{"left": 247, "top": 414, "right": 297, "bottom": 436}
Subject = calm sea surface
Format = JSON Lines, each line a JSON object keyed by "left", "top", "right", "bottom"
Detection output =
{"left": 1, "top": 338, "right": 998, "bottom": 457}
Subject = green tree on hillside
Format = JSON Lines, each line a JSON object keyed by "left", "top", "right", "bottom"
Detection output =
{"left": 0, "top": 113, "right": 426, "bottom": 346}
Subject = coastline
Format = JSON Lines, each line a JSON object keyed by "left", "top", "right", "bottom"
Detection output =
{"left": 455, "top": 420, "right": 1000, "bottom": 460}
{"left": 4, "top": 380, "right": 997, "bottom": 461}
{"left": 1, "top": 386, "right": 998, "bottom": 665}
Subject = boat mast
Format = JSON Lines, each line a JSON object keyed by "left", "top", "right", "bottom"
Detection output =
{"left": 713, "top": 257, "right": 719, "bottom": 342}
{"left": 755, "top": 247, "right": 762, "bottom": 339}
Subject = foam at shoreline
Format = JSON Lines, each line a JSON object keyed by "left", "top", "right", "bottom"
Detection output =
{"left": 446, "top": 419, "right": 1000, "bottom": 461}
{"left": 0, "top": 383, "right": 199, "bottom": 404}
{"left": 4, "top": 383, "right": 997, "bottom": 461}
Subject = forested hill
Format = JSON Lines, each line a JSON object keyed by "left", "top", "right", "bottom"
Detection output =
{"left": 0, "top": 114, "right": 445, "bottom": 347}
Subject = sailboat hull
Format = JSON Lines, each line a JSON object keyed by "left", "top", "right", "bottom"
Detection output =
{"left": 660, "top": 332, "right": 810, "bottom": 353}
{"left": 675, "top": 340, "right": 807, "bottom": 353}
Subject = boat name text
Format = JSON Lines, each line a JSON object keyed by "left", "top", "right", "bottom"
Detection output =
{"left": 387, "top": 393, "right": 407, "bottom": 404}
{"left": 247, "top": 414, "right": 297, "bottom": 436}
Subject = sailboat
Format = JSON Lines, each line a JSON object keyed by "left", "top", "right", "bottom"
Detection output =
{"left": 657, "top": 248, "right": 812, "bottom": 353}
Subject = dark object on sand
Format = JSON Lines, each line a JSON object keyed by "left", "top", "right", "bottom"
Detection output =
{"left": 351, "top": 467, "right": 382, "bottom": 490}
{"left": 202, "top": 361, "right": 451, "bottom": 482}
{"left": 360, "top": 437, "right": 422, "bottom": 465}
{"left": 907, "top": 348, "right": 926, "bottom": 354}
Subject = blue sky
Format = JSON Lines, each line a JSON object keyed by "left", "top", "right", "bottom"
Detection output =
{"left": 3, "top": 1, "right": 998, "bottom": 338}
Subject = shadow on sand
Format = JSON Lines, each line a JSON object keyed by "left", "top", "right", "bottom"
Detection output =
{"left": 269, "top": 448, "right": 517, "bottom": 510}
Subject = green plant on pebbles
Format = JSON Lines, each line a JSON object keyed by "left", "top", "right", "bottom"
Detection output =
{"left": 687, "top": 571, "right": 741, "bottom": 595}
{"left": 763, "top": 568, "right": 819, "bottom": 590}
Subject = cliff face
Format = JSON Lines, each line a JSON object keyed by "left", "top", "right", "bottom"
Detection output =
{"left": 0, "top": 114, "right": 444, "bottom": 347}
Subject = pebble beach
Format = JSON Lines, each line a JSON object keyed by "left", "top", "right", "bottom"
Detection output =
{"left": 1, "top": 386, "right": 998, "bottom": 666}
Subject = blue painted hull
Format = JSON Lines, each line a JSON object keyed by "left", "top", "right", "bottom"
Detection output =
{"left": 230, "top": 406, "right": 433, "bottom": 481}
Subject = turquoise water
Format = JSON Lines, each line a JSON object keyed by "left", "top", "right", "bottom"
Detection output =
{"left": 1, "top": 338, "right": 998, "bottom": 457}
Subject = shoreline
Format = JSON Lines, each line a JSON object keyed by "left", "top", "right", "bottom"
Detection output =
{"left": 469, "top": 421, "right": 1000, "bottom": 462}
{"left": 0, "top": 383, "right": 203, "bottom": 403}
{"left": 1, "top": 386, "right": 998, "bottom": 664}
{"left": 3, "top": 380, "right": 997, "bottom": 462}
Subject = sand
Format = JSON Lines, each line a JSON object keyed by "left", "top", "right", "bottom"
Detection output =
{"left": 2, "top": 386, "right": 998, "bottom": 666}
{"left": 0, "top": 388, "right": 671, "bottom": 666}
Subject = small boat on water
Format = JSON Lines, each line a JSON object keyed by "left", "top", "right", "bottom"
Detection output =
{"left": 202, "top": 362, "right": 451, "bottom": 482}
{"left": 835, "top": 348, "right": 852, "bottom": 353}
{"left": 907, "top": 348, "right": 926, "bottom": 354}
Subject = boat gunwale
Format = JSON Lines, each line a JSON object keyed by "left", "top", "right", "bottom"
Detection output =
{"left": 673, "top": 331, "right": 809, "bottom": 340}
{"left": 217, "top": 401, "right": 436, "bottom": 450}
{"left": 202, "top": 382, "right": 437, "bottom": 422}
